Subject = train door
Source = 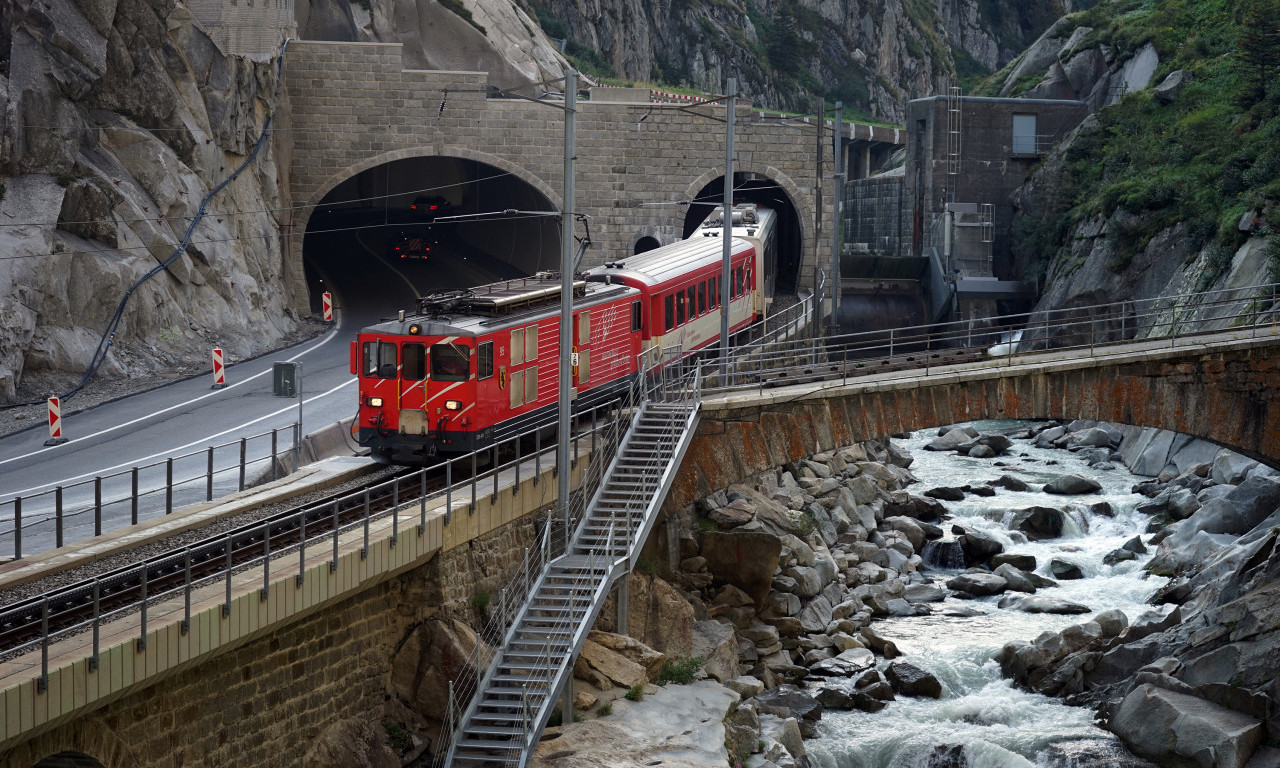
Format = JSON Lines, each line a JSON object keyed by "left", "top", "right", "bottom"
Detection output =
{"left": 573, "top": 309, "right": 591, "bottom": 389}
{"left": 397, "top": 340, "right": 430, "bottom": 435}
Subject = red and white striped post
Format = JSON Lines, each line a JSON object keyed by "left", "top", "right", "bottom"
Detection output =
{"left": 322, "top": 291, "right": 333, "bottom": 323}
{"left": 44, "top": 396, "right": 68, "bottom": 446}
{"left": 211, "top": 347, "right": 226, "bottom": 389}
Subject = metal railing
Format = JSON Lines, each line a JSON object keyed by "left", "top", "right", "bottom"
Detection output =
{"left": 431, "top": 344, "right": 695, "bottom": 767}
{"left": 0, "top": 398, "right": 632, "bottom": 688}
{"left": 0, "top": 424, "right": 301, "bottom": 560}
{"left": 702, "top": 281, "right": 1280, "bottom": 394}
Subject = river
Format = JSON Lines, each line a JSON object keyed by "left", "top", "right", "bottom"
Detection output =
{"left": 807, "top": 420, "right": 1169, "bottom": 768}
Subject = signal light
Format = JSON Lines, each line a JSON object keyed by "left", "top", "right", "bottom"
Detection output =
{"left": 445, "top": 400, "right": 462, "bottom": 411}
{"left": 366, "top": 397, "right": 383, "bottom": 407}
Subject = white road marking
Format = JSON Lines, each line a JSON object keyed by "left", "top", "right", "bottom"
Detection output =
{"left": 4, "top": 378, "right": 357, "bottom": 497}
{"left": 0, "top": 327, "right": 342, "bottom": 469}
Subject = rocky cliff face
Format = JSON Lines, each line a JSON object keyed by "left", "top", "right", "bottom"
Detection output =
{"left": 0, "top": 0, "right": 296, "bottom": 402}
{"left": 517, "top": 0, "right": 1065, "bottom": 122}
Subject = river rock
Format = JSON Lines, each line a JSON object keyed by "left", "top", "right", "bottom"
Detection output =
{"left": 808, "top": 647, "right": 876, "bottom": 677}
{"left": 926, "top": 426, "right": 979, "bottom": 451}
{"left": 861, "top": 626, "right": 901, "bottom": 659}
{"left": 755, "top": 685, "right": 823, "bottom": 737}
{"left": 956, "top": 527, "right": 1005, "bottom": 564}
{"left": 925, "top": 486, "right": 966, "bottom": 501}
{"left": 708, "top": 505, "right": 754, "bottom": 529}
{"left": 990, "top": 474, "right": 1030, "bottom": 492}
{"left": 1103, "top": 548, "right": 1137, "bottom": 565}
{"left": 1043, "top": 474, "right": 1102, "bottom": 495}
{"left": 990, "top": 553, "right": 1037, "bottom": 571}
{"left": 992, "top": 563, "right": 1037, "bottom": 593}
{"left": 1110, "top": 684, "right": 1265, "bottom": 768}
{"left": 304, "top": 718, "right": 400, "bottom": 768}
{"left": 1074, "top": 427, "right": 1116, "bottom": 448}
{"left": 1049, "top": 558, "right": 1085, "bottom": 580}
{"left": 587, "top": 631, "right": 666, "bottom": 681}
{"left": 947, "top": 571, "right": 1008, "bottom": 597}
{"left": 1009, "top": 506, "right": 1066, "bottom": 540}
{"left": 885, "top": 660, "right": 943, "bottom": 698}
{"left": 578, "top": 639, "right": 647, "bottom": 689}
{"left": 1093, "top": 609, "right": 1128, "bottom": 638}
{"left": 999, "top": 594, "right": 1092, "bottom": 614}
{"left": 904, "top": 583, "right": 947, "bottom": 602}
{"left": 725, "top": 675, "right": 765, "bottom": 699}
{"left": 1212, "top": 451, "right": 1258, "bottom": 485}
{"left": 691, "top": 620, "right": 737, "bottom": 683}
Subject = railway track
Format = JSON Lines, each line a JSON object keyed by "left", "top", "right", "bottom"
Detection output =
{"left": 0, "top": 465, "right": 434, "bottom": 657}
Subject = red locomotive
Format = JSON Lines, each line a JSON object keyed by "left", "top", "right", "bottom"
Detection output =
{"left": 352, "top": 204, "right": 777, "bottom": 464}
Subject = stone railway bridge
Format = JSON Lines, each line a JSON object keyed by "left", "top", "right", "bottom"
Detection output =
{"left": 278, "top": 41, "right": 903, "bottom": 313}
{"left": 3, "top": 327, "right": 1279, "bottom": 767}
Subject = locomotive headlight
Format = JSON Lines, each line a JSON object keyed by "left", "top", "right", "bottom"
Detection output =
{"left": 408, "top": 324, "right": 422, "bottom": 335}
{"left": 366, "top": 396, "right": 384, "bottom": 407}
{"left": 445, "top": 400, "right": 462, "bottom": 411}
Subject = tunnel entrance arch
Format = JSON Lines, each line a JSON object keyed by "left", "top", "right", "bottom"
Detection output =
{"left": 682, "top": 172, "right": 804, "bottom": 295}
{"left": 301, "top": 154, "right": 562, "bottom": 321}
{"left": 633, "top": 236, "right": 660, "bottom": 254}
{"left": 31, "top": 753, "right": 108, "bottom": 768}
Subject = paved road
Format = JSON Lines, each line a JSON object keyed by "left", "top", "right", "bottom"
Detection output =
{"left": 0, "top": 229, "right": 520, "bottom": 556}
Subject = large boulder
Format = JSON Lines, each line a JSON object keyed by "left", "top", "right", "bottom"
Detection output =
{"left": 1110, "top": 684, "right": 1265, "bottom": 768}
{"left": 700, "top": 530, "right": 782, "bottom": 605}
{"left": 597, "top": 574, "right": 695, "bottom": 656}
{"left": 1043, "top": 474, "right": 1102, "bottom": 495}
{"left": 947, "top": 571, "right": 1008, "bottom": 597}
{"left": 956, "top": 527, "right": 1005, "bottom": 565}
{"left": 577, "top": 639, "right": 647, "bottom": 689}
{"left": 690, "top": 620, "right": 738, "bottom": 683}
{"left": 885, "top": 661, "right": 943, "bottom": 698}
{"left": 587, "top": 631, "right": 666, "bottom": 682}
{"left": 1009, "top": 506, "right": 1066, "bottom": 540}
{"left": 1223, "top": 476, "right": 1280, "bottom": 530}
{"left": 304, "top": 718, "right": 401, "bottom": 768}
{"left": 390, "top": 619, "right": 486, "bottom": 728}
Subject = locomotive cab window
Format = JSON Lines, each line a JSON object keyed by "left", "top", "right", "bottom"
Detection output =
{"left": 631, "top": 301, "right": 642, "bottom": 332}
{"left": 363, "top": 341, "right": 398, "bottom": 379}
{"left": 477, "top": 341, "right": 494, "bottom": 380}
{"left": 431, "top": 344, "right": 470, "bottom": 381}
{"left": 402, "top": 343, "right": 427, "bottom": 381}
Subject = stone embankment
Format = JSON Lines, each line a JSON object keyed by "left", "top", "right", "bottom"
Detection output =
{"left": 531, "top": 421, "right": 1279, "bottom": 768}
{"left": 994, "top": 422, "right": 1280, "bottom": 768}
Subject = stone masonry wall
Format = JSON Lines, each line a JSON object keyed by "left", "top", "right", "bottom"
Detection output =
{"left": 282, "top": 41, "right": 834, "bottom": 312}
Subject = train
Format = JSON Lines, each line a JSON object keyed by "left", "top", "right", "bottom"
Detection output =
{"left": 351, "top": 203, "right": 777, "bottom": 464}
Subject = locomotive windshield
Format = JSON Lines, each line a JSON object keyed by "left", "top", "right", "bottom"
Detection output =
{"left": 363, "top": 341, "right": 397, "bottom": 378}
{"left": 431, "top": 344, "right": 470, "bottom": 381}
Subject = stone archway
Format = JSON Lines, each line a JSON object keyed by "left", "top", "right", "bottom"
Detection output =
{"left": 2, "top": 718, "right": 140, "bottom": 768}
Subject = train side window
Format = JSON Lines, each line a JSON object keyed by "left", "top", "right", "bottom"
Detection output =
{"left": 431, "top": 344, "right": 469, "bottom": 382}
{"left": 578, "top": 310, "right": 591, "bottom": 342}
{"left": 525, "top": 324, "right": 539, "bottom": 362}
{"left": 578, "top": 349, "right": 590, "bottom": 382}
{"left": 477, "top": 341, "right": 494, "bottom": 380}
{"left": 402, "top": 343, "right": 426, "bottom": 381}
{"left": 510, "top": 370, "right": 524, "bottom": 408}
{"left": 709, "top": 276, "right": 717, "bottom": 308}
{"left": 525, "top": 365, "right": 538, "bottom": 403}
{"left": 511, "top": 328, "right": 525, "bottom": 365}
{"left": 363, "top": 341, "right": 397, "bottom": 379}
{"left": 631, "top": 301, "right": 642, "bottom": 332}
{"left": 664, "top": 295, "right": 675, "bottom": 331}
{"left": 734, "top": 267, "right": 744, "bottom": 298}
{"left": 687, "top": 286, "right": 697, "bottom": 317}
{"left": 676, "top": 291, "right": 686, "bottom": 325}
{"left": 697, "top": 281, "right": 706, "bottom": 315}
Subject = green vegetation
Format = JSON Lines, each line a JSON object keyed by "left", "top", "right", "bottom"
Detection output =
{"left": 439, "top": 0, "right": 486, "bottom": 35}
{"left": 471, "top": 590, "right": 491, "bottom": 613}
{"left": 597, "top": 701, "right": 613, "bottom": 716}
{"left": 383, "top": 721, "right": 413, "bottom": 753}
{"left": 624, "top": 684, "right": 645, "bottom": 701}
{"left": 656, "top": 655, "right": 706, "bottom": 685}
{"left": 1010, "top": 0, "right": 1280, "bottom": 277}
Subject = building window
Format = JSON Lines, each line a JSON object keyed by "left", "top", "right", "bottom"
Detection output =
{"left": 1012, "top": 114, "right": 1038, "bottom": 155}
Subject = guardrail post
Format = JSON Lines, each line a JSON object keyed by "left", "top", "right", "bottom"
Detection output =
{"left": 131, "top": 468, "right": 139, "bottom": 525}
{"left": 183, "top": 548, "right": 192, "bottom": 634}
{"left": 514, "top": 436, "right": 521, "bottom": 495}
{"left": 361, "top": 489, "right": 370, "bottom": 559}
{"left": 391, "top": 476, "right": 399, "bottom": 546}
{"left": 491, "top": 446, "right": 499, "bottom": 505}
{"left": 138, "top": 562, "right": 148, "bottom": 652}
{"left": 206, "top": 446, "right": 215, "bottom": 501}
{"left": 535, "top": 428, "right": 541, "bottom": 483}
{"left": 445, "top": 461, "right": 453, "bottom": 526}
{"left": 470, "top": 453, "right": 477, "bottom": 513}
{"left": 500, "top": 586, "right": 507, "bottom": 632}
{"left": 94, "top": 476, "right": 103, "bottom": 537}
{"left": 165, "top": 458, "right": 174, "bottom": 515}
{"left": 298, "top": 510, "right": 307, "bottom": 587}
{"left": 38, "top": 597, "right": 49, "bottom": 693}
{"left": 331, "top": 501, "right": 340, "bottom": 572}
{"left": 55, "top": 486, "right": 64, "bottom": 549}
{"left": 224, "top": 534, "right": 233, "bottom": 617}
{"left": 271, "top": 428, "right": 279, "bottom": 481}
{"left": 261, "top": 520, "right": 271, "bottom": 600}
{"left": 90, "top": 579, "right": 100, "bottom": 671}
{"left": 239, "top": 438, "right": 247, "bottom": 491}
{"left": 419, "top": 470, "right": 427, "bottom": 535}
{"left": 13, "top": 497, "right": 21, "bottom": 560}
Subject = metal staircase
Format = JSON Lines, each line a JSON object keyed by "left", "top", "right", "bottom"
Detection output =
{"left": 440, "top": 363, "right": 701, "bottom": 768}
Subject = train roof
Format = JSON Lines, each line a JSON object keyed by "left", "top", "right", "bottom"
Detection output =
{"left": 585, "top": 234, "right": 753, "bottom": 288}
{"left": 359, "top": 274, "right": 639, "bottom": 338}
